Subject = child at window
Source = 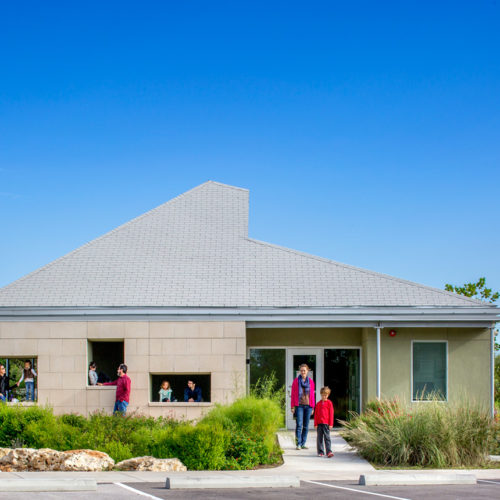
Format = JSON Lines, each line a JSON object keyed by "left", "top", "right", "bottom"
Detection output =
{"left": 17, "top": 360, "right": 37, "bottom": 402}
{"left": 88, "top": 361, "right": 98, "bottom": 386}
{"left": 159, "top": 380, "right": 172, "bottom": 402}
{"left": 314, "top": 386, "right": 334, "bottom": 458}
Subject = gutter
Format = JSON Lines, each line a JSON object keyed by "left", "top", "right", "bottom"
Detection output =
{"left": 0, "top": 306, "right": 498, "bottom": 326}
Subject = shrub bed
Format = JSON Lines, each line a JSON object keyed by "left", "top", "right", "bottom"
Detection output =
{"left": 0, "top": 397, "right": 282, "bottom": 469}
{"left": 341, "top": 397, "right": 497, "bottom": 468}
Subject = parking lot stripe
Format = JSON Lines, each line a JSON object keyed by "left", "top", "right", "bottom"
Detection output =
{"left": 303, "top": 480, "right": 411, "bottom": 500}
{"left": 478, "top": 479, "right": 500, "bottom": 485}
{"left": 114, "top": 482, "right": 163, "bottom": 499}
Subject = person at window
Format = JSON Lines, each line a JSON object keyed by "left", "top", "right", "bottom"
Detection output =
{"left": 16, "top": 360, "right": 37, "bottom": 402}
{"left": 98, "top": 364, "right": 131, "bottom": 416}
{"left": 159, "top": 380, "right": 172, "bottom": 402}
{"left": 290, "top": 363, "right": 316, "bottom": 450}
{"left": 184, "top": 379, "right": 202, "bottom": 402}
{"left": 88, "top": 361, "right": 98, "bottom": 386}
{"left": 0, "top": 364, "right": 15, "bottom": 402}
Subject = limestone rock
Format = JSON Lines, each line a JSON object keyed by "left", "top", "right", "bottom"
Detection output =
{"left": 0, "top": 448, "right": 114, "bottom": 472}
{"left": 61, "top": 449, "right": 115, "bottom": 471}
{"left": 0, "top": 448, "right": 11, "bottom": 459}
{"left": 116, "top": 456, "right": 187, "bottom": 471}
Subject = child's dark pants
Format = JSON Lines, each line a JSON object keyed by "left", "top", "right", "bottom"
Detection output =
{"left": 316, "top": 423, "right": 332, "bottom": 455}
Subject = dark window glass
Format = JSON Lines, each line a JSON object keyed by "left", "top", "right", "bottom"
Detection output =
{"left": 323, "top": 349, "right": 360, "bottom": 425}
{"left": 150, "top": 374, "right": 211, "bottom": 402}
{"left": 88, "top": 341, "right": 124, "bottom": 384}
{"left": 249, "top": 349, "right": 286, "bottom": 388}
{"left": 413, "top": 342, "right": 447, "bottom": 400}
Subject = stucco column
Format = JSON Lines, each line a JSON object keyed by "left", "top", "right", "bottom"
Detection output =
{"left": 376, "top": 326, "right": 381, "bottom": 400}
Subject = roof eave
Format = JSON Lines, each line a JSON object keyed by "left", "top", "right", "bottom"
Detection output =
{"left": 0, "top": 305, "right": 497, "bottom": 326}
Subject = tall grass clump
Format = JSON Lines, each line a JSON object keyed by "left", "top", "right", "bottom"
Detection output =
{"left": 250, "top": 372, "right": 286, "bottom": 427}
{"left": 341, "top": 395, "right": 496, "bottom": 468}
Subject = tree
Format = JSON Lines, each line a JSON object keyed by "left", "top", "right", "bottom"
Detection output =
{"left": 445, "top": 277, "right": 499, "bottom": 353}
{"left": 445, "top": 277, "right": 499, "bottom": 303}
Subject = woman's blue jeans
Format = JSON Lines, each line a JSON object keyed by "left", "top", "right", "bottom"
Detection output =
{"left": 295, "top": 404, "right": 312, "bottom": 447}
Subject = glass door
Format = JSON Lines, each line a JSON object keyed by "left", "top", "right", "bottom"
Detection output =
{"left": 286, "top": 348, "right": 323, "bottom": 429}
{"left": 323, "top": 348, "right": 360, "bottom": 426}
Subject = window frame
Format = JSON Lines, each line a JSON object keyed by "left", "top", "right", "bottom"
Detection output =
{"left": 411, "top": 340, "right": 448, "bottom": 402}
{"left": 148, "top": 372, "right": 212, "bottom": 404}
{"left": 86, "top": 339, "right": 124, "bottom": 388}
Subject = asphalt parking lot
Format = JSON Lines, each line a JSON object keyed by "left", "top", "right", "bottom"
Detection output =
{"left": 0, "top": 479, "right": 499, "bottom": 499}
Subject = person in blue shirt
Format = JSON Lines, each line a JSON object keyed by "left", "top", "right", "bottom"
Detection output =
{"left": 184, "top": 379, "right": 202, "bottom": 402}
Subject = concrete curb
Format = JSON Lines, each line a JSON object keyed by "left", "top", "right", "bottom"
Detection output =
{"left": 165, "top": 475, "right": 300, "bottom": 489}
{"left": 359, "top": 473, "right": 476, "bottom": 486}
{"left": 0, "top": 479, "right": 97, "bottom": 492}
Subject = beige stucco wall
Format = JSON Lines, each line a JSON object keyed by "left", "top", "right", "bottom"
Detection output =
{"left": 247, "top": 327, "right": 362, "bottom": 346}
{"left": 0, "top": 321, "right": 246, "bottom": 420}
{"left": 371, "top": 327, "right": 491, "bottom": 408}
{"left": 248, "top": 326, "right": 492, "bottom": 411}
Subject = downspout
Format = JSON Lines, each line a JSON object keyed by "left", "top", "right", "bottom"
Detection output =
{"left": 491, "top": 327, "right": 496, "bottom": 419}
{"left": 376, "top": 326, "right": 381, "bottom": 400}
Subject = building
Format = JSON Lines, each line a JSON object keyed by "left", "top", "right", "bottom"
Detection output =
{"left": 0, "top": 181, "right": 497, "bottom": 425}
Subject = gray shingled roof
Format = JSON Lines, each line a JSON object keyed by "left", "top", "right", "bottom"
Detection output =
{"left": 0, "top": 181, "right": 487, "bottom": 308}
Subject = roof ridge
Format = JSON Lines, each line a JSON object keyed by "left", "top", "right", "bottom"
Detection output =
{"left": 0, "top": 182, "right": 223, "bottom": 293}
{"left": 245, "top": 238, "right": 489, "bottom": 306}
{"left": 205, "top": 180, "right": 249, "bottom": 193}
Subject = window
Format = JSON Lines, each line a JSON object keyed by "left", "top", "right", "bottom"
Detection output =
{"left": 150, "top": 374, "right": 211, "bottom": 402}
{"left": 412, "top": 342, "right": 447, "bottom": 401}
{"left": 0, "top": 357, "right": 37, "bottom": 402}
{"left": 87, "top": 341, "right": 124, "bottom": 385}
{"left": 249, "top": 349, "right": 286, "bottom": 389}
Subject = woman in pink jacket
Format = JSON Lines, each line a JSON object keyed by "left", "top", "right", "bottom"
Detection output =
{"left": 290, "top": 363, "right": 316, "bottom": 450}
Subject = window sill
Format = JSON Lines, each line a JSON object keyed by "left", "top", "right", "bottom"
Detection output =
{"left": 5, "top": 401, "right": 37, "bottom": 406}
{"left": 148, "top": 402, "right": 212, "bottom": 407}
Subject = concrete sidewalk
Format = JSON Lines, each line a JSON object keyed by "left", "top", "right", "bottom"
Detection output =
{"left": 0, "top": 429, "right": 499, "bottom": 483}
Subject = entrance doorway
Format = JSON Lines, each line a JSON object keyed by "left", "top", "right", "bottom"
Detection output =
{"left": 248, "top": 346, "right": 361, "bottom": 429}
{"left": 286, "top": 349, "right": 323, "bottom": 429}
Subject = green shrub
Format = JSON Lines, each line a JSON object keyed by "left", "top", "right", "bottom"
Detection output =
{"left": 0, "top": 397, "right": 283, "bottom": 469}
{"left": 342, "top": 396, "right": 496, "bottom": 467}
{"left": 169, "top": 423, "right": 229, "bottom": 470}
{"left": 0, "top": 404, "right": 55, "bottom": 447}
{"left": 202, "top": 396, "right": 282, "bottom": 467}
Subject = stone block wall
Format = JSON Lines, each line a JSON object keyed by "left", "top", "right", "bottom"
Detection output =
{"left": 0, "top": 320, "right": 246, "bottom": 420}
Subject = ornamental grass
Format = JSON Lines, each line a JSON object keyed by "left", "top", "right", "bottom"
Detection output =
{"left": 341, "top": 395, "right": 497, "bottom": 468}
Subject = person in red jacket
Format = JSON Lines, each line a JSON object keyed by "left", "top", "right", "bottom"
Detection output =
{"left": 314, "top": 386, "right": 334, "bottom": 457}
{"left": 98, "top": 364, "right": 131, "bottom": 416}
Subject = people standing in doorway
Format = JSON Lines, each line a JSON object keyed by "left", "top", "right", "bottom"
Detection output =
{"left": 314, "top": 386, "right": 334, "bottom": 458}
{"left": 98, "top": 364, "right": 131, "bottom": 416}
{"left": 88, "top": 361, "right": 98, "bottom": 386}
{"left": 290, "top": 363, "right": 316, "bottom": 450}
{"left": 16, "top": 360, "right": 37, "bottom": 401}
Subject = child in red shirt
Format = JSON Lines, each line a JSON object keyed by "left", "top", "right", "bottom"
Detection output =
{"left": 314, "top": 386, "right": 334, "bottom": 457}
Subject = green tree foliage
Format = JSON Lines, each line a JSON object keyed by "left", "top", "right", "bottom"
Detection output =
{"left": 445, "top": 277, "right": 499, "bottom": 303}
{"left": 445, "top": 277, "right": 499, "bottom": 351}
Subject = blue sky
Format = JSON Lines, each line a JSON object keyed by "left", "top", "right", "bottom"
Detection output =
{"left": 1, "top": 1, "right": 499, "bottom": 298}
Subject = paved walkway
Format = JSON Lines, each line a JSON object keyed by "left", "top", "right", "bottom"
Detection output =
{"left": 276, "top": 429, "right": 375, "bottom": 479}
